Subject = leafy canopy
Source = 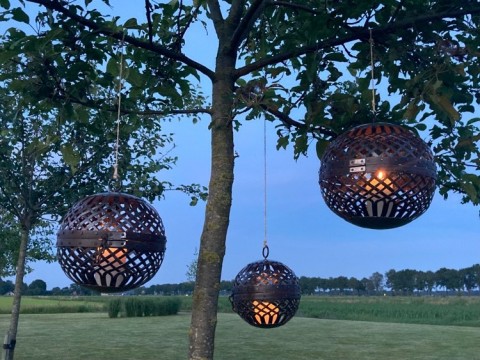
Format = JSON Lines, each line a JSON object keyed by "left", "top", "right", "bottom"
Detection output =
{"left": 1, "top": 0, "right": 477, "bottom": 204}
{"left": 0, "top": 0, "right": 208, "bottom": 269}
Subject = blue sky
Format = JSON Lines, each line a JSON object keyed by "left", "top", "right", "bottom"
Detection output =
{"left": 24, "top": 117, "right": 479, "bottom": 289}
{"left": 7, "top": 1, "right": 479, "bottom": 288}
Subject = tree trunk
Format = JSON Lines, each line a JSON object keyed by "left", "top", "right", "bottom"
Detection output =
{"left": 188, "top": 48, "right": 236, "bottom": 359}
{"left": 2, "top": 226, "right": 29, "bottom": 360}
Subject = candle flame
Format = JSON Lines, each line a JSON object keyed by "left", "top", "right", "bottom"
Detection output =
{"left": 253, "top": 300, "right": 279, "bottom": 325}
{"left": 376, "top": 170, "right": 386, "bottom": 180}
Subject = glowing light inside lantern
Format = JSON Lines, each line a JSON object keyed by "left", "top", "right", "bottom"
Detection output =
{"left": 94, "top": 246, "right": 128, "bottom": 288}
{"left": 363, "top": 169, "right": 397, "bottom": 217}
{"left": 253, "top": 300, "right": 279, "bottom": 325}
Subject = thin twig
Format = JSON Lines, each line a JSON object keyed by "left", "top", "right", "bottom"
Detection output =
{"left": 145, "top": 0, "right": 153, "bottom": 45}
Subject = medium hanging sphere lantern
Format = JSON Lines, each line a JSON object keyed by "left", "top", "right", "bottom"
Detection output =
{"left": 229, "top": 247, "right": 301, "bottom": 328}
{"left": 319, "top": 122, "right": 437, "bottom": 229}
{"left": 57, "top": 192, "right": 166, "bottom": 293}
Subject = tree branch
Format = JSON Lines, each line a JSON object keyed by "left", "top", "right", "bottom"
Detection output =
{"left": 206, "top": 0, "right": 224, "bottom": 34}
{"left": 269, "top": 0, "right": 321, "bottom": 15}
{"left": 135, "top": 108, "right": 213, "bottom": 117}
{"left": 260, "top": 104, "right": 337, "bottom": 139}
{"left": 235, "top": 6, "right": 480, "bottom": 78}
{"left": 53, "top": 93, "right": 212, "bottom": 117}
{"left": 35, "top": 152, "right": 104, "bottom": 211}
{"left": 227, "top": 0, "right": 247, "bottom": 27}
{"left": 27, "top": 0, "right": 216, "bottom": 80}
{"left": 388, "top": 0, "right": 405, "bottom": 23}
{"left": 145, "top": 0, "right": 153, "bottom": 45}
{"left": 176, "top": 5, "right": 202, "bottom": 47}
{"left": 230, "top": 0, "right": 266, "bottom": 50}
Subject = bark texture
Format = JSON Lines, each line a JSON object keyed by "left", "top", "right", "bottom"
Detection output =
{"left": 3, "top": 225, "right": 29, "bottom": 360}
{"left": 188, "top": 14, "right": 238, "bottom": 358}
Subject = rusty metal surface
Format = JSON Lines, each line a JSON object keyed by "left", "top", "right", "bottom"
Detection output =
{"left": 319, "top": 123, "right": 437, "bottom": 229}
{"left": 57, "top": 192, "right": 166, "bottom": 293}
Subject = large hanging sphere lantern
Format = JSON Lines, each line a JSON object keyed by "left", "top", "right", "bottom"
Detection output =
{"left": 57, "top": 192, "right": 166, "bottom": 293}
{"left": 319, "top": 122, "right": 437, "bottom": 229}
{"left": 229, "top": 249, "right": 301, "bottom": 328}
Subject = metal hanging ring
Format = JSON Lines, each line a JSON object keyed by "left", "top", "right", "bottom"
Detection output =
{"left": 262, "top": 245, "right": 269, "bottom": 259}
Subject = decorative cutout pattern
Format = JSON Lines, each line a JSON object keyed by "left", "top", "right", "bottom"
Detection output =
{"left": 57, "top": 192, "right": 166, "bottom": 293}
{"left": 230, "top": 260, "right": 301, "bottom": 328}
{"left": 319, "top": 123, "right": 437, "bottom": 229}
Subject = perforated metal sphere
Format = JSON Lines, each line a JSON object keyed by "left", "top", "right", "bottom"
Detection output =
{"left": 319, "top": 122, "right": 437, "bottom": 229}
{"left": 57, "top": 192, "right": 166, "bottom": 293}
{"left": 229, "top": 259, "right": 301, "bottom": 328}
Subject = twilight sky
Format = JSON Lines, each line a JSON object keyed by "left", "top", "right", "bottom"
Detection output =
{"left": 24, "top": 117, "right": 479, "bottom": 289}
{"left": 8, "top": 1, "right": 478, "bottom": 289}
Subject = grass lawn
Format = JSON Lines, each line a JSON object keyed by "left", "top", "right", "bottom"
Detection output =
{"left": 1, "top": 312, "right": 480, "bottom": 359}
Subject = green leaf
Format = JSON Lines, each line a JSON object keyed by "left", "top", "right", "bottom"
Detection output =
{"left": 126, "top": 68, "right": 144, "bottom": 87}
{"left": 462, "top": 182, "right": 477, "bottom": 203}
{"left": 323, "top": 52, "right": 347, "bottom": 62}
{"left": 124, "top": 18, "right": 138, "bottom": 28}
{"left": 429, "top": 93, "right": 460, "bottom": 124}
{"left": 236, "top": 78, "right": 247, "bottom": 87}
{"left": 11, "top": 8, "right": 29, "bottom": 24}
{"left": 106, "top": 56, "right": 119, "bottom": 77}
{"left": 315, "top": 139, "right": 330, "bottom": 159}
{"left": 61, "top": 144, "right": 81, "bottom": 174}
{"left": 276, "top": 135, "right": 289, "bottom": 150}
{"left": 0, "top": 0, "right": 10, "bottom": 9}
{"left": 414, "top": 123, "right": 427, "bottom": 131}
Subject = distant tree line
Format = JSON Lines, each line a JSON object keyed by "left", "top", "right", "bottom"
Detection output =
{"left": 299, "top": 265, "right": 480, "bottom": 295}
{"left": 2, "top": 264, "right": 480, "bottom": 296}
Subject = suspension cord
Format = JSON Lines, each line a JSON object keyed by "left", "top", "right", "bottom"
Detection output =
{"left": 369, "top": 29, "right": 377, "bottom": 117}
{"left": 113, "top": 33, "right": 125, "bottom": 181}
{"left": 262, "top": 118, "right": 269, "bottom": 259}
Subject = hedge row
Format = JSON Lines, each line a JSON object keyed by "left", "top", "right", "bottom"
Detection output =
{"left": 107, "top": 297, "right": 182, "bottom": 318}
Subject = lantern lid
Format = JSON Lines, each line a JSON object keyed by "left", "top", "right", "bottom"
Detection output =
{"left": 320, "top": 122, "right": 437, "bottom": 179}
{"left": 57, "top": 191, "right": 166, "bottom": 247}
{"left": 231, "top": 259, "right": 301, "bottom": 298}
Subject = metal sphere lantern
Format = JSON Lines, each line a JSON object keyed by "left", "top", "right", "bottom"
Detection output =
{"left": 229, "top": 250, "right": 301, "bottom": 328}
{"left": 319, "top": 122, "right": 437, "bottom": 229}
{"left": 57, "top": 192, "right": 166, "bottom": 293}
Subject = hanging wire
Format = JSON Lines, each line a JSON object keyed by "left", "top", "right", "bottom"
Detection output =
{"left": 113, "top": 33, "right": 126, "bottom": 183}
{"left": 262, "top": 118, "right": 269, "bottom": 259}
{"left": 369, "top": 28, "right": 377, "bottom": 117}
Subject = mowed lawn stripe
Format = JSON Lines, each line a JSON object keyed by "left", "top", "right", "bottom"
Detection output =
{"left": 1, "top": 312, "right": 480, "bottom": 359}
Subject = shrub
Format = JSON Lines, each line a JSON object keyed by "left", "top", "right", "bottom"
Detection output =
{"left": 124, "top": 298, "right": 139, "bottom": 317}
{"left": 162, "top": 298, "right": 181, "bottom": 316}
{"left": 143, "top": 298, "right": 154, "bottom": 316}
{"left": 107, "top": 298, "right": 122, "bottom": 318}
{"left": 108, "top": 297, "right": 182, "bottom": 318}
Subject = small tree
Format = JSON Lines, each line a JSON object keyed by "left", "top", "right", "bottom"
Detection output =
{"left": 0, "top": 30, "right": 204, "bottom": 359}
{"left": 369, "top": 272, "right": 384, "bottom": 293}
{"left": 186, "top": 248, "right": 199, "bottom": 283}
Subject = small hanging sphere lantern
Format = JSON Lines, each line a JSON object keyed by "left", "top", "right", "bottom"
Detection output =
{"left": 57, "top": 192, "right": 166, "bottom": 293}
{"left": 319, "top": 122, "right": 437, "bottom": 229}
{"left": 229, "top": 247, "right": 301, "bottom": 328}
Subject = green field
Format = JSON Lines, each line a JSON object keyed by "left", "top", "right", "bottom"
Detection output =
{"left": 0, "top": 296, "right": 106, "bottom": 314}
{"left": 1, "top": 296, "right": 480, "bottom": 359}
{"left": 1, "top": 312, "right": 480, "bottom": 359}
{"left": 2, "top": 295, "right": 480, "bottom": 327}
